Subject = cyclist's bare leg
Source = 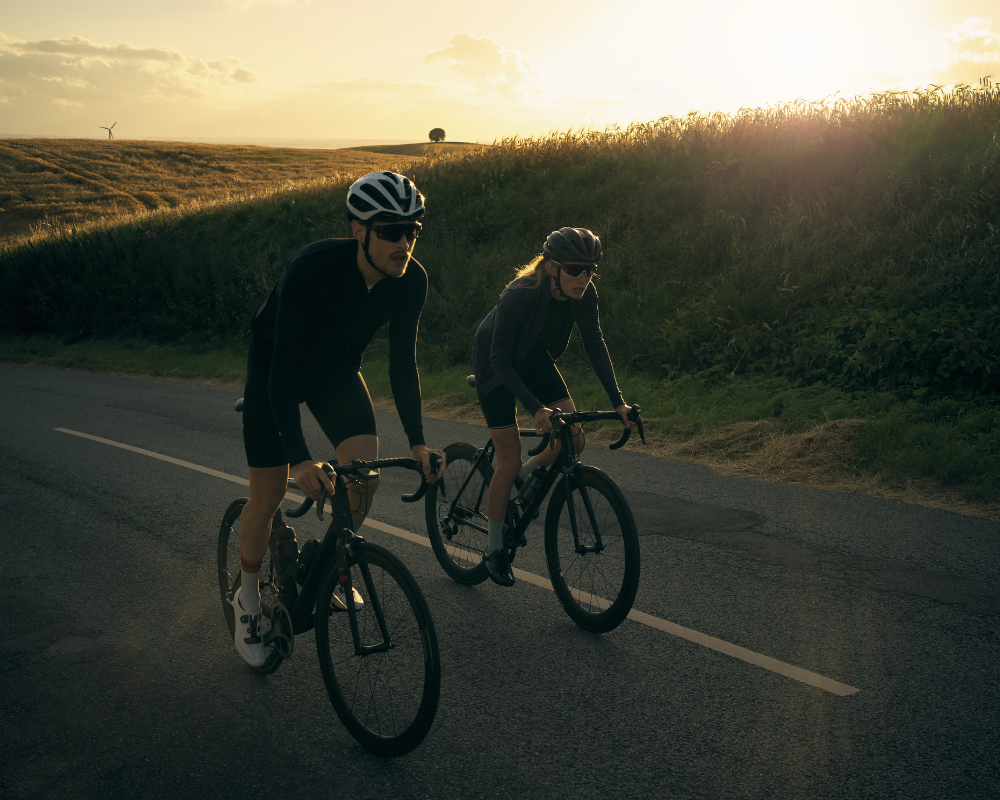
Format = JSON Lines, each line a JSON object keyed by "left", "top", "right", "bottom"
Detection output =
{"left": 240, "top": 465, "right": 289, "bottom": 562}
{"left": 486, "top": 398, "right": 584, "bottom": 523}
{"left": 487, "top": 425, "right": 521, "bottom": 524}
{"left": 333, "top": 434, "right": 380, "bottom": 533}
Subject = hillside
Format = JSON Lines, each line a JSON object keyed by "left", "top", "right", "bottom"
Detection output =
{"left": 348, "top": 142, "right": 487, "bottom": 158}
{"left": 0, "top": 138, "right": 420, "bottom": 241}
{"left": 3, "top": 87, "right": 1000, "bottom": 501}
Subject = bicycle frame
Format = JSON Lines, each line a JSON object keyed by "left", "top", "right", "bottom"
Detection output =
{"left": 444, "top": 409, "right": 642, "bottom": 557}
{"left": 264, "top": 456, "right": 436, "bottom": 657}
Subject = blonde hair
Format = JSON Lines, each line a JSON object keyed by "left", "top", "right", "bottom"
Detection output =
{"left": 514, "top": 254, "right": 551, "bottom": 290}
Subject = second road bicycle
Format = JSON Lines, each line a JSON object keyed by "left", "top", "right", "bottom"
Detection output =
{"left": 426, "top": 383, "right": 645, "bottom": 633}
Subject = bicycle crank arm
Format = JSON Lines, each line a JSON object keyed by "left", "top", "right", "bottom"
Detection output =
{"left": 262, "top": 601, "right": 294, "bottom": 659}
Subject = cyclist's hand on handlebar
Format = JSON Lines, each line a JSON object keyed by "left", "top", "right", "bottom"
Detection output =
{"left": 412, "top": 444, "right": 446, "bottom": 483}
{"left": 533, "top": 406, "right": 556, "bottom": 434}
{"left": 616, "top": 403, "right": 638, "bottom": 430}
{"left": 290, "top": 460, "right": 335, "bottom": 500}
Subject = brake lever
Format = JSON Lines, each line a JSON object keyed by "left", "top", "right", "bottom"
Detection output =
{"left": 548, "top": 415, "right": 565, "bottom": 450}
{"left": 315, "top": 462, "right": 337, "bottom": 521}
{"left": 609, "top": 405, "right": 645, "bottom": 450}
{"left": 629, "top": 405, "right": 646, "bottom": 445}
{"left": 316, "top": 486, "right": 328, "bottom": 521}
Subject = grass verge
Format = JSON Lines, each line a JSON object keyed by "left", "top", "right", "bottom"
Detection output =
{"left": 4, "top": 334, "right": 998, "bottom": 521}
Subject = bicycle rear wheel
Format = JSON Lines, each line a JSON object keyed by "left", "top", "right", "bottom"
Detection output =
{"left": 217, "top": 498, "right": 284, "bottom": 674}
{"left": 425, "top": 442, "right": 491, "bottom": 585}
{"left": 315, "top": 541, "right": 441, "bottom": 757}
{"left": 544, "top": 467, "right": 640, "bottom": 633}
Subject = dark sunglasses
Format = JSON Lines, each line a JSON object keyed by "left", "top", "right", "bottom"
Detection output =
{"left": 367, "top": 221, "right": 422, "bottom": 242}
{"left": 553, "top": 260, "right": 597, "bottom": 278}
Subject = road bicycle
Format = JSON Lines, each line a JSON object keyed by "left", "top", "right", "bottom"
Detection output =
{"left": 425, "top": 394, "right": 645, "bottom": 633}
{"left": 218, "top": 411, "right": 441, "bottom": 756}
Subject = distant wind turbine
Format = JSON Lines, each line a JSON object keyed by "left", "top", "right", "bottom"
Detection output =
{"left": 100, "top": 122, "right": 117, "bottom": 140}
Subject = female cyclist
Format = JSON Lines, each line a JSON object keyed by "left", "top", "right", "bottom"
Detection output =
{"left": 472, "top": 227, "right": 636, "bottom": 586}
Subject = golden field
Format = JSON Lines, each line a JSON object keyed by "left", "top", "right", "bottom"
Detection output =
{"left": 0, "top": 138, "right": 430, "bottom": 241}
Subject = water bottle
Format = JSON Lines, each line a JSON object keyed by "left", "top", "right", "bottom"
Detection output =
{"left": 517, "top": 466, "right": 547, "bottom": 507}
{"left": 295, "top": 538, "right": 321, "bottom": 584}
{"left": 272, "top": 520, "right": 298, "bottom": 583}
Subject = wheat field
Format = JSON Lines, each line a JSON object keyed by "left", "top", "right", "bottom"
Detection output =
{"left": 0, "top": 138, "right": 425, "bottom": 240}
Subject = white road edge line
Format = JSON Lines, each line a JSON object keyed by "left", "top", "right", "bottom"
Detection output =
{"left": 56, "top": 427, "right": 860, "bottom": 697}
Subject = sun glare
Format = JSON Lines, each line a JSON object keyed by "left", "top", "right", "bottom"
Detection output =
{"left": 550, "top": 0, "right": 958, "bottom": 126}
{"left": 749, "top": 9, "right": 845, "bottom": 98}
{"left": 725, "top": 0, "right": 951, "bottom": 105}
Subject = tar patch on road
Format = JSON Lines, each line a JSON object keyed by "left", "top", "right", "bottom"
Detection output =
{"left": 626, "top": 491, "right": 1000, "bottom": 616}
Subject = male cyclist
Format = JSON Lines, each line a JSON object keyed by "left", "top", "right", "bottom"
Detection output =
{"left": 234, "top": 171, "right": 445, "bottom": 667}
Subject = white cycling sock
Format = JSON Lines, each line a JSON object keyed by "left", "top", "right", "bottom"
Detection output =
{"left": 488, "top": 520, "right": 505, "bottom": 553}
{"left": 240, "top": 553, "right": 262, "bottom": 614}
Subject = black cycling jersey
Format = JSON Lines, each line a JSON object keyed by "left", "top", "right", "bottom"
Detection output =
{"left": 248, "top": 237, "right": 427, "bottom": 466}
{"left": 473, "top": 276, "right": 623, "bottom": 416}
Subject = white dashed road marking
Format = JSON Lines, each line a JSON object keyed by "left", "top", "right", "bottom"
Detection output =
{"left": 56, "top": 426, "right": 860, "bottom": 696}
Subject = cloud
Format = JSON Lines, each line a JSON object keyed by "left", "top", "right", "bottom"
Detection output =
{"left": 937, "top": 17, "right": 1000, "bottom": 85}
{"left": 424, "top": 34, "right": 536, "bottom": 97}
{"left": 0, "top": 31, "right": 257, "bottom": 108}
{"left": 0, "top": 30, "right": 262, "bottom": 136}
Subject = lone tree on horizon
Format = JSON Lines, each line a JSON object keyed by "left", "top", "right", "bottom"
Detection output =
{"left": 428, "top": 127, "right": 445, "bottom": 143}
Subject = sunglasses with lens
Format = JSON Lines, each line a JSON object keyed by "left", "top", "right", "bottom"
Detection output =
{"left": 553, "top": 261, "right": 597, "bottom": 278}
{"left": 368, "top": 221, "right": 422, "bottom": 243}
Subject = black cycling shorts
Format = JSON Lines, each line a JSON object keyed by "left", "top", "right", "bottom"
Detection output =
{"left": 477, "top": 346, "right": 570, "bottom": 429}
{"left": 242, "top": 355, "right": 377, "bottom": 469}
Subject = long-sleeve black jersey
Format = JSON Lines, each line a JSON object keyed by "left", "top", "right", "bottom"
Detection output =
{"left": 473, "top": 277, "right": 623, "bottom": 416}
{"left": 249, "top": 238, "right": 426, "bottom": 465}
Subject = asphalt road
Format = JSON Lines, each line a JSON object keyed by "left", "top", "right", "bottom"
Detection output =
{"left": 1, "top": 364, "right": 998, "bottom": 799}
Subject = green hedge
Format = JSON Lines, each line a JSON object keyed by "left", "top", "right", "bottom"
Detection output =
{"left": 3, "top": 86, "right": 1000, "bottom": 403}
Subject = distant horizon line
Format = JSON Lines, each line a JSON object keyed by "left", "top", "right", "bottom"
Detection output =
{"left": 0, "top": 134, "right": 434, "bottom": 150}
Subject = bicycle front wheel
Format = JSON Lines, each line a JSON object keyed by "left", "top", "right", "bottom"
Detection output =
{"left": 544, "top": 467, "right": 640, "bottom": 633}
{"left": 425, "top": 442, "right": 491, "bottom": 585}
{"left": 315, "top": 542, "right": 441, "bottom": 757}
{"left": 217, "top": 498, "right": 284, "bottom": 674}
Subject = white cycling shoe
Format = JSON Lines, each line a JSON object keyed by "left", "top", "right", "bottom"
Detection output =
{"left": 333, "top": 583, "right": 365, "bottom": 614}
{"left": 233, "top": 586, "right": 267, "bottom": 668}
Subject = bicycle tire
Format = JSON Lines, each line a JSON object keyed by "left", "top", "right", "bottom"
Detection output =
{"left": 425, "top": 442, "right": 491, "bottom": 586}
{"left": 217, "top": 498, "right": 284, "bottom": 674}
{"left": 544, "top": 467, "right": 640, "bottom": 633}
{"left": 315, "top": 541, "right": 441, "bottom": 757}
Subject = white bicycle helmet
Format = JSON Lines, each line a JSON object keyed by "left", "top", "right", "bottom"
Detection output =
{"left": 346, "top": 172, "right": 425, "bottom": 222}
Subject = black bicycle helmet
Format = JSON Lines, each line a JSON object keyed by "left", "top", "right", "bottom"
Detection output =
{"left": 346, "top": 171, "right": 425, "bottom": 222}
{"left": 542, "top": 227, "right": 602, "bottom": 263}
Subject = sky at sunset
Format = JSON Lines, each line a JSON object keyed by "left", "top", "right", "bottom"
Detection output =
{"left": 2, "top": 0, "right": 999, "bottom": 144}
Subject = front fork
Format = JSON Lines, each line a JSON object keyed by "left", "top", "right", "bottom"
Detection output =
{"left": 561, "top": 465, "right": 604, "bottom": 555}
{"left": 334, "top": 530, "right": 394, "bottom": 656}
